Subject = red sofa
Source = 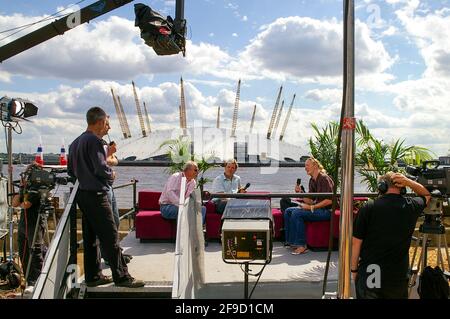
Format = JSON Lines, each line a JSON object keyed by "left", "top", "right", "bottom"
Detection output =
{"left": 275, "top": 197, "right": 368, "bottom": 249}
{"left": 135, "top": 190, "right": 177, "bottom": 240}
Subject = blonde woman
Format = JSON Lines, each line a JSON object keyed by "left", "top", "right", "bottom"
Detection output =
{"left": 284, "top": 157, "right": 334, "bottom": 255}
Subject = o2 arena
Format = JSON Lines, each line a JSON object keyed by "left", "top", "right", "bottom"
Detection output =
{"left": 113, "top": 79, "right": 309, "bottom": 163}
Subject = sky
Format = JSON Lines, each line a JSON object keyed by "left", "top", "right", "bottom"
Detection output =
{"left": 0, "top": 0, "right": 449, "bottom": 156}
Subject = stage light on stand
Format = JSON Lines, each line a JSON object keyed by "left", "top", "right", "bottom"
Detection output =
{"left": 0, "top": 96, "right": 38, "bottom": 122}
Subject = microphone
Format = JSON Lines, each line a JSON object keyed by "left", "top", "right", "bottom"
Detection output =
{"left": 243, "top": 183, "right": 251, "bottom": 190}
{"left": 296, "top": 178, "right": 305, "bottom": 192}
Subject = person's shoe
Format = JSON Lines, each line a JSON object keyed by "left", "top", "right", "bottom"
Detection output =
{"left": 123, "top": 255, "right": 132, "bottom": 264}
{"left": 23, "top": 285, "right": 35, "bottom": 296}
{"left": 85, "top": 275, "right": 113, "bottom": 287}
{"left": 115, "top": 277, "right": 145, "bottom": 288}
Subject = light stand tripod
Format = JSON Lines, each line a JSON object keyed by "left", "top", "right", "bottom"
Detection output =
{"left": 0, "top": 125, "right": 21, "bottom": 289}
{"left": 408, "top": 196, "right": 450, "bottom": 297}
{"left": 23, "top": 186, "right": 55, "bottom": 286}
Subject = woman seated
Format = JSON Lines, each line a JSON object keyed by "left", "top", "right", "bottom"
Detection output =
{"left": 284, "top": 157, "right": 334, "bottom": 255}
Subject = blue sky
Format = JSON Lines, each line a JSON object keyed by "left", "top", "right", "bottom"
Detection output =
{"left": 0, "top": 0, "right": 449, "bottom": 156}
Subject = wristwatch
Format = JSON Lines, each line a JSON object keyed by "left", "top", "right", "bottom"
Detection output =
{"left": 351, "top": 269, "right": 358, "bottom": 273}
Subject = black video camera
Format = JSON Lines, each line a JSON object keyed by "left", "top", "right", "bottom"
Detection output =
{"left": 406, "top": 160, "right": 450, "bottom": 196}
{"left": 22, "top": 164, "right": 74, "bottom": 190}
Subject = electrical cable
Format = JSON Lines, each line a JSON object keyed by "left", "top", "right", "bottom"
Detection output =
{"left": 226, "top": 238, "right": 269, "bottom": 299}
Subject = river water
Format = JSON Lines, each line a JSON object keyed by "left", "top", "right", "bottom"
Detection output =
{"left": 4, "top": 165, "right": 369, "bottom": 209}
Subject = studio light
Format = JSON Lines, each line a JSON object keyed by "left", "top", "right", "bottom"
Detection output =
{"left": 0, "top": 96, "right": 38, "bottom": 122}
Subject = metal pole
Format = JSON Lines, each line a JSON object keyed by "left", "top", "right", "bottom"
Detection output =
{"left": 132, "top": 178, "right": 137, "bottom": 229}
{"left": 7, "top": 127, "right": 14, "bottom": 261}
{"left": 69, "top": 187, "right": 77, "bottom": 266}
{"left": 244, "top": 263, "right": 249, "bottom": 299}
{"left": 337, "top": 0, "right": 355, "bottom": 299}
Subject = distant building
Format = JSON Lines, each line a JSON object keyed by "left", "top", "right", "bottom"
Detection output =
{"left": 116, "top": 127, "right": 309, "bottom": 163}
{"left": 439, "top": 156, "right": 450, "bottom": 165}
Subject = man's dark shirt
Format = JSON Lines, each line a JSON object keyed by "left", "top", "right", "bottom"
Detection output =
{"left": 68, "top": 131, "right": 112, "bottom": 191}
{"left": 353, "top": 194, "right": 426, "bottom": 283}
{"left": 308, "top": 172, "right": 334, "bottom": 209}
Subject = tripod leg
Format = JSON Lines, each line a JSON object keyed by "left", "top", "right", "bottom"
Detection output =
{"left": 409, "top": 235, "right": 423, "bottom": 296}
{"left": 443, "top": 234, "right": 450, "bottom": 271}
{"left": 410, "top": 236, "right": 420, "bottom": 271}
{"left": 24, "top": 213, "right": 42, "bottom": 284}
{"left": 420, "top": 233, "right": 428, "bottom": 272}
{"left": 437, "top": 235, "right": 444, "bottom": 270}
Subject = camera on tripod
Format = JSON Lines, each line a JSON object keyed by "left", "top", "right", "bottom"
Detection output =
{"left": 406, "top": 160, "right": 450, "bottom": 232}
{"left": 21, "top": 164, "right": 74, "bottom": 191}
{"left": 406, "top": 160, "right": 450, "bottom": 196}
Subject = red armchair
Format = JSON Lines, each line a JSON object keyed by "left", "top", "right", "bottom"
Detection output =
{"left": 135, "top": 190, "right": 177, "bottom": 240}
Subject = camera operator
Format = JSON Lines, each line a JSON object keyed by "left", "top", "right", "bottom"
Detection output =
{"left": 352, "top": 172, "right": 431, "bottom": 299}
{"left": 12, "top": 166, "right": 46, "bottom": 293}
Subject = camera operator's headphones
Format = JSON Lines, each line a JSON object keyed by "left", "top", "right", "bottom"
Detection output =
{"left": 377, "top": 173, "right": 406, "bottom": 195}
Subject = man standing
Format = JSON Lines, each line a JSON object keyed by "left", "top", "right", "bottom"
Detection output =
{"left": 68, "top": 106, "right": 143, "bottom": 288}
{"left": 211, "top": 159, "right": 246, "bottom": 214}
{"left": 352, "top": 172, "right": 430, "bottom": 299}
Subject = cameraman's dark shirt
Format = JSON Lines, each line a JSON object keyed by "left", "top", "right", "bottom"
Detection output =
{"left": 68, "top": 131, "right": 112, "bottom": 192}
{"left": 353, "top": 194, "right": 426, "bottom": 283}
{"left": 20, "top": 190, "right": 40, "bottom": 215}
{"left": 308, "top": 172, "right": 334, "bottom": 209}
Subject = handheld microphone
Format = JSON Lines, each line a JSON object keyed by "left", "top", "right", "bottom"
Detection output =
{"left": 243, "top": 183, "right": 251, "bottom": 190}
{"left": 296, "top": 178, "right": 305, "bottom": 192}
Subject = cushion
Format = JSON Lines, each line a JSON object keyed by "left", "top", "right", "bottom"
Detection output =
{"left": 138, "top": 190, "right": 161, "bottom": 210}
{"left": 135, "top": 210, "right": 176, "bottom": 239}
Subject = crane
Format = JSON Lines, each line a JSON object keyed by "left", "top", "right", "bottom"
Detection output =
{"left": 279, "top": 94, "right": 296, "bottom": 141}
{"left": 249, "top": 104, "right": 257, "bottom": 134}
{"left": 216, "top": 106, "right": 221, "bottom": 129}
{"left": 230, "top": 79, "right": 241, "bottom": 138}
{"left": 131, "top": 81, "right": 147, "bottom": 137}
{"left": 0, "top": 0, "right": 186, "bottom": 62}
{"left": 273, "top": 99, "right": 284, "bottom": 138}
{"left": 116, "top": 95, "right": 132, "bottom": 138}
{"left": 266, "top": 86, "right": 283, "bottom": 139}
{"left": 179, "top": 77, "right": 187, "bottom": 135}
{"left": 110, "top": 88, "right": 128, "bottom": 139}
{"left": 143, "top": 101, "right": 152, "bottom": 134}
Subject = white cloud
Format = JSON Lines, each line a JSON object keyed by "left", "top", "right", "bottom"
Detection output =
{"left": 381, "top": 26, "right": 398, "bottom": 37}
{"left": 242, "top": 15, "right": 248, "bottom": 22}
{"left": 234, "top": 17, "right": 395, "bottom": 84}
{"left": 395, "top": 2, "right": 450, "bottom": 79}
{"left": 0, "top": 14, "right": 233, "bottom": 81}
{"left": 1, "top": 80, "right": 273, "bottom": 152}
{"left": 0, "top": 71, "right": 11, "bottom": 82}
{"left": 232, "top": 33, "right": 238, "bottom": 37}
{"left": 304, "top": 88, "right": 342, "bottom": 103}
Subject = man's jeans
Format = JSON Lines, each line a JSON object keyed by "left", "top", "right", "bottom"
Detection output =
{"left": 161, "top": 204, "right": 206, "bottom": 225}
{"left": 107, "top": 186, "right": 120, "bottom": 228}
{"left": 284, "top": 207, "right": 331, "bottom": 246}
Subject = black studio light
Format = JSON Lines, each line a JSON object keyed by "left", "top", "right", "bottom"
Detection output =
{"left": 0, "top": 96, "right": 38, "bottom": 122}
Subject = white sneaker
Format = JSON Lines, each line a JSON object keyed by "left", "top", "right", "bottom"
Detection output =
{"left": 23, "top": 285, "right": 35, "bottom": 296}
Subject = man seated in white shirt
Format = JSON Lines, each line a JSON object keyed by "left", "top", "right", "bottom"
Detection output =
{"left": 159, "top": 161, "right": 206, "bottom": 224}
{"left": 211, "top": 158, "right": 247, "bottom": 214}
